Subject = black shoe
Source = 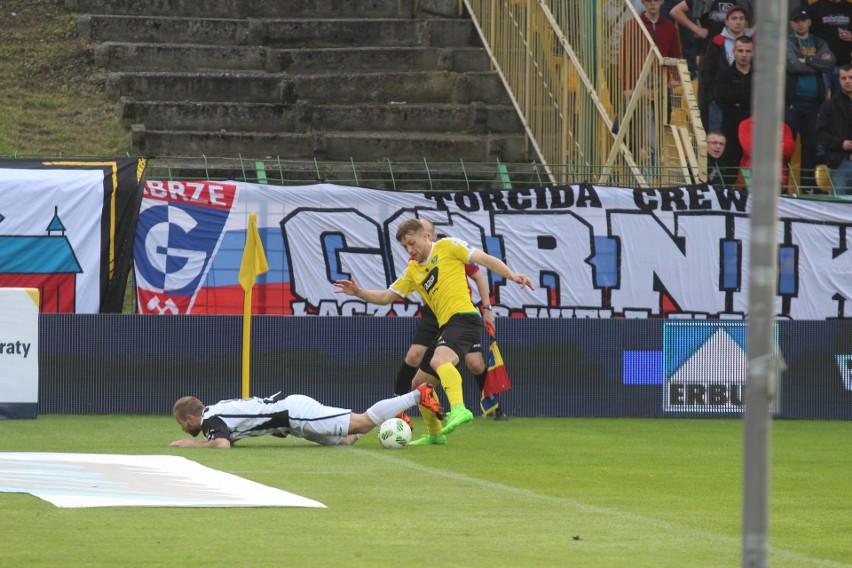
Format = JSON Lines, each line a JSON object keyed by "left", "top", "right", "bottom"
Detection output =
{"left": 492, "top": 406, "right": 509, "bottom": 421}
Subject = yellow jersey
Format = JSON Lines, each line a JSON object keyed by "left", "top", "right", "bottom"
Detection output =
{"left": 391, "top": 238, "right": 480, "bottom": 327}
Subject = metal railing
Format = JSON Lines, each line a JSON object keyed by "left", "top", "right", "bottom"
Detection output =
{"left": 141, "top": 155, "right": 708, "bottom": 190}
{"left": 144, "top": 156, "right": 530, "bottom": 191}
{"left": 8, "top": 152, "right": 838, "bottom": 194}
{"left": 462, "top": 0, "right": 706, "bottom": 188}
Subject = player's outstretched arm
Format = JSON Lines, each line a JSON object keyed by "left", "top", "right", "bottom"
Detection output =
{"left": 333, "top": 278, "right": 399, "bottom": 304}
{"left": 469, "top": 269, "right": 496, "bottom": 327}
{"left": 469, "top": 250, "right": 536, "bottom": 291}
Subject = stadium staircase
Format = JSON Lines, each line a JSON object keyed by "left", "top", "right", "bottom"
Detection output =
{"left": 65, "top": 0, "right": 530, "bottom": 187}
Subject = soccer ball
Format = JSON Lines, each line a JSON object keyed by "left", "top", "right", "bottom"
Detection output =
{"left": 378, "top": 418, "right": 412, "bottom": 449}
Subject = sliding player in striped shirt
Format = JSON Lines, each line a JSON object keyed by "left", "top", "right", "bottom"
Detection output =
{"left": 170, "top": 383, "right": 443, "bottom": 448}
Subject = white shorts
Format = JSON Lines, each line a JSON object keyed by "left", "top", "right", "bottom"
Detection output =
{"left": 284, "top": 394, "right": 352, "bottom": 446}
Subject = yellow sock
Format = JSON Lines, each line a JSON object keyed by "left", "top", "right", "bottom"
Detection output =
{"left": 436, "top": 362, "right": 465, "bottom": 407}
{"left": 419, "top": 405, "right": 443, "bottom": 434}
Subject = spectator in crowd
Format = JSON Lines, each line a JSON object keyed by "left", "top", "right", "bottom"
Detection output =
{"left": 621, "top": 0, "right": 682, "bottom": 90}
{"left": 786, "top": 6, "right": 837, "bottom": 192}
{"left": 619, "top": 0, "right": 682, "bottom": 168}
{"left": 808, "top": 0, "right": 852, "bottom": 97}
{"left": 714, "top": 36, "right": 754, "bottom": 169}
{"left": 698, "top": 5, "right": 753, "bottom": 132}
{"left": 662, "top": 0, "right": 698, "bottom": 79}
{"left": 669, "top": 0, "right": 754, "bottom": 51}
{"left": 816, "top": 63, "right": 852, "bottom": 195}
{"left": 706, "top": 130, "right": 737, "bottom": 187}
{"left": 737, "top": 115, "right": 797, "bottom": 191}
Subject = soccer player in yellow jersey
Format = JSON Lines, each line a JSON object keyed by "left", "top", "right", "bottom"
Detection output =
{"left": 334, "top": 218, "right": 535, "bottom": 445}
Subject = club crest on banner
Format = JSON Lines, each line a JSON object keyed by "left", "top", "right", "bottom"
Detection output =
{"left": 135, "top": 181, "right": 237, "bottom": 314}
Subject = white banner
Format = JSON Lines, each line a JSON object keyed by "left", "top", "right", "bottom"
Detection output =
{"left": 0, "top": 453, "right": 325, "bottom": 508}
{"left": 0, "top": 288, "right": 39, "bottom": 416}
{"left": 133, "top": 182, "right": 852, "bottom": 320}
{"left": 0, "top": 168, "right": 105, "bottom": 312}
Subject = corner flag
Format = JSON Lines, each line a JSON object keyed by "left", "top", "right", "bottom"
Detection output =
{"left": 239, "top": 212, "right": 268, "bottom": 397}
{"left": 481, "top": 324, "right": 511, "bottom": 414}
{"left": 239, "top": 212, "right": 269, "bottom": 293}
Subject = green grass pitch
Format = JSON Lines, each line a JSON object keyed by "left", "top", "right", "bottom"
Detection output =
{"left": 0, "top": 415, "right": 849, "bottom": 567}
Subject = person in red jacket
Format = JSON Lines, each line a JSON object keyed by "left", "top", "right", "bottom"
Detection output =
{"left": 620, "top": 0, "right": 682, "bottom": 90}
{"left": 737, "top": 115, "right": 796, "bottom": 192}
{"left": 619, "top": 0, "right": 683, "bottom": 167}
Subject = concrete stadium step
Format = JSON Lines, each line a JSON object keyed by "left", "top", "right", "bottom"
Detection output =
{"left": 121, "top": 99, "right": 523, "bottom": 134}
{"left": 79, "top": 15, "right": 478, "bottom": 48}
{"left": 103, "top": 71, "right": 512, "bottom": 105}
{"left": 131, "top": 128, "right": 529, "bottom": 162}
{"left": 96, "top": 43, "right": 490, "bottom": 74}
{"left": 66, "top": 0, "right": 457, "bottom": 19}
{"left": 68, "top": 0, "right": 528, "bottom": 164}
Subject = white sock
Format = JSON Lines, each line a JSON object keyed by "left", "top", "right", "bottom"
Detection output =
{"left": 365, "top": 390, "right": 418, "bottom": 425}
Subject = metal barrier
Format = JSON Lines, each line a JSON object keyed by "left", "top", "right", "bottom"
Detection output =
{"left": 462, "top": 0, "right": 705, "bottom": 187}
{"left": 5, "top": 153, "right": 840, "bottom": 196}
{"left": 144, "top": 156, "right": 536, "bottom": 191}
{"left": 141, "top": 155, "right": 700, "bottom": 189}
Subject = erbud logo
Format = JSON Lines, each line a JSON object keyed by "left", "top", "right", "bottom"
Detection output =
{"left": 663, "top": 321, "right": 779, "bottom": 413}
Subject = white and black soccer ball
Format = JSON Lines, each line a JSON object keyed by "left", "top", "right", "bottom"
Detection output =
{"left": 378, "top": 418, "right": 412, "bottom": 449}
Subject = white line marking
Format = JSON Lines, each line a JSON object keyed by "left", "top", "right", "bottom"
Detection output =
{"left": 354, "top": 447, "right": 850, "bottom": 568}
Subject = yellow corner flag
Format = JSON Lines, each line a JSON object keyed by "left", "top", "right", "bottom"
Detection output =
{"left": 239, "top": 212, "right": 269, "bottom": 293}
{"left": 240, "top": 212, "right": 269, "bottom": 398}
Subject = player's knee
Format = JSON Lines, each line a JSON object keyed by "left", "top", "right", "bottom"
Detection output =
{"left": 404, "top": 353, "right": 423, "bottom": 367}
{"left": 466, "top": 359, "right": 485, "bottom": 375}
{"left": 429, "top": 349, "right": 457, "bottom": 371}
{"left": 349, "top": 413, "right": 376, "bottom": 434}
{"left": 404, "top": 346, "right": 426, "bottom": 367}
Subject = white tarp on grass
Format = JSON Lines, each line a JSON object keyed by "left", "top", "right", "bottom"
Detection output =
{"left": 0, "top": 452, "right": 325, "bottom": 508}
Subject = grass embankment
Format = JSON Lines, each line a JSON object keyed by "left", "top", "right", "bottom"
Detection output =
{"left": 0, "top": 0, "right": 129, "bottom": 156}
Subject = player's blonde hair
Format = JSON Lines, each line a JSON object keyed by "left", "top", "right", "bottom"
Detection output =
{"left": 173, "top": 396, "right": 204, "bottom": 418}
{"left": 395, "top": 218, "right": 425, "bottom": 242}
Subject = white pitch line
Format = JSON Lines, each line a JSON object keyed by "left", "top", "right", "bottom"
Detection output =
{"left": 353, "top": 447, "right": 851, "bottom": 568}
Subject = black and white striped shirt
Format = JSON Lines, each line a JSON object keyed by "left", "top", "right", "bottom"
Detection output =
{"left": 201, "top": 392, "right": 291, "bottom": 443}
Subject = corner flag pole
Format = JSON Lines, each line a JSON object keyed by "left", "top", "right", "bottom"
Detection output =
{"left": 238, "top": 212, "right": 269, "bottom": 398}
{"left": 743, "top": 2, "right": 785, "bottom": 566}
